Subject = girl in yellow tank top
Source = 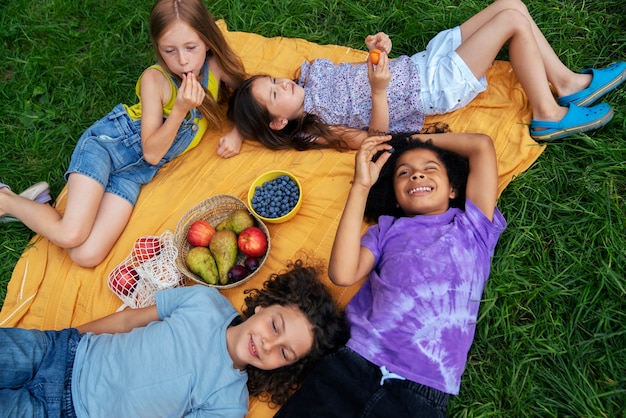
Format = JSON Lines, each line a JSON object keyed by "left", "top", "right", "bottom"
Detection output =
{"left": 0, "top": 0, "right": 245, "bottom": 267}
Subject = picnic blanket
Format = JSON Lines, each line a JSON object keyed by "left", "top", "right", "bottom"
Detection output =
{"left": 0, "top": 21, "right": 544, "bottom": 417}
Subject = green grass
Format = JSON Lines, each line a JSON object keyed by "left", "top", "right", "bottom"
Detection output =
{"left": 1, "top": 0, "right": 625, "bottom": 415}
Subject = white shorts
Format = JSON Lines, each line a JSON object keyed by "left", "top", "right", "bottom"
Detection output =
{"left": 411, "top": 26, "right": 487, "bottom": 115}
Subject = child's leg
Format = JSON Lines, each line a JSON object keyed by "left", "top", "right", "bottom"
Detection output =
{"left": 0, "top": 328, "right": 80, "bottom": 417}
{"left": 455, "top": 2, "right": 567, "bottom": 122}
{"left": 453, "top": 0, "right": 615, "bottom": 140}
{"left": 0, "top": 173, "right": 132, "bottom": 267}
{"left": 0, "top": 174, "right": 102, "bottom": 247}
{"left": 457, "top": 0, "right": 589, "bottom": 98}
{"left": 65, "top": 190, "right": 133, "bottom": 267}
{"left": 0, "top": 328, "right": 53, "bottom": 416}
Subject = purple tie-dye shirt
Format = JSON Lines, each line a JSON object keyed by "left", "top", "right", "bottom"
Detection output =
{"left": 298, "top": 56, "right": 425, "bottom": 132}
{"left": 347, "top": 199, "right": 506, "bottom": 395}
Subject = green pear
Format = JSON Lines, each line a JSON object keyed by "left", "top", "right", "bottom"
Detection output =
{"left": 209, "top": 230, "right": 238, "bottom": 285}
{"left": 185, "top": 246, "right": 219, "bottom": 285}
{"left": 216, "top": 209, "right": 254, "bottom": 234}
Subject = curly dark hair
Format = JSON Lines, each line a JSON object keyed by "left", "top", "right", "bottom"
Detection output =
{"left": 239, "top": 258, "right": 348, "bottom": 406}
{"left": 364, "top": 132, "right": 469, "bottom": 222}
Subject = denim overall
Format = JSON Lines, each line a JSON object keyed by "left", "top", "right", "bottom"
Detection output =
{"left": 65, "top": 62, "right": 209, "bottom": 205}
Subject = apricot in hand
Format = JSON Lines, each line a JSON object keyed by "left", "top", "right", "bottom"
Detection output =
{"left": 369, "top": 49, "right": 381, "bottom": 65}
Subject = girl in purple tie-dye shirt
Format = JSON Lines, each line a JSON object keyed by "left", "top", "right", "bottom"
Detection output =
{"left": 276, "top": 131, "right": 506, "bottom": 417}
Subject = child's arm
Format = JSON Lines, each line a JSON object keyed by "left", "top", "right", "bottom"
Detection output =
{"left": 364, "top": 31, "right": 392, "bottom": 136}
{"left": 76, "top": 305, "right": 160, "bottom": 335}
{"left": 329, "top": 135, "right": 392, "bottom": 286}
{"left": 139, "top": 69, "right": 206, "bottom": 165}
{"left": 367, "top": 52, "right": 391, "bottom": 135}
{"left": 411, "top": 132, "right": 498, "bottom": 220}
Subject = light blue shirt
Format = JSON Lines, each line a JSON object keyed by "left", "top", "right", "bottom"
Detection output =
{"left": 72, "top": 286, "right": 248, "bottom": 417}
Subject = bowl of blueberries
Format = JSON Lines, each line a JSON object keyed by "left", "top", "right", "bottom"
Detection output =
{"left": 247, "top": 170, "right": 302, "bottom": 223}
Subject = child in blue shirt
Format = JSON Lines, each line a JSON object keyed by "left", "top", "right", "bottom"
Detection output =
{"left": 0, "top": 259, "right": 347, "bottom": 417}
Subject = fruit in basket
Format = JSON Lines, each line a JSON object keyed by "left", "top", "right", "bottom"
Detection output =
{"left": 187, "top": 220, "right": 216, "bottom": 247}
{"left": 216, "top": 209, "right": 254, "bottom": 234}
{"left": 112, "top": 264, "right": 139, "bottom": 295}
{"left": 237, "top": 227, "right": 268, "bottom": 257}
{"left": 243, "top": 256, "right": 260, "bottom": 272}
{"left": 131, "top": 236, "right": 162, "bottom": 262}
{"left": 228, "top": 265, "right": 249, "bottom": 283}
{"left": 185, "top": 246, "right": 219, "bottom": 285}
{"left": 209, "top": 230, "right": 238, "bottom": 285}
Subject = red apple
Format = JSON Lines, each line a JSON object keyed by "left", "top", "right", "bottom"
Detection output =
{"left": 132, "top": 236, "right": 162, "bottom": 262}
{"left": 187, "top": 220, "right": 215, "bottom": 247}
{"left": 237, "top": 226, "right": 268, "bottom": 257}
{"left": 111, "top": 264, "right": 139, "bottom": 296}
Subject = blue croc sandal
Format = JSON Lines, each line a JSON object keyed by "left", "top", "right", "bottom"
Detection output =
{"left": 530, "top": 103, "right": 614, "bottom": 142}
{"left": 557, "top": 62, "right": 626, "bottom": 107}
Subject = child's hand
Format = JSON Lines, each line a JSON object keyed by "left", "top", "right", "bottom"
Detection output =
{"left": 217, "top": 127, "right": 243, "bottom": 158}
{"left": 365, "top": 32, "right": 392, "bottom": 54}
{"left": 175, "top": 72, "right": 206, "bottom": 113}
{"left": 353, "top": 135, "right": 392, "bottom": 188}
{"left": 367, "top": 51, "right": 390, "bottom": 93}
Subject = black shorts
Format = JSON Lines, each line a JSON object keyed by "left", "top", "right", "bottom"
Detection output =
{"left": 275, "top": 346, "right": 449, "bottom": 418}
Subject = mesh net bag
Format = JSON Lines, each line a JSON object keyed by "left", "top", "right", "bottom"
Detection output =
{"left": 108, "top": 230, "right": 183, "bottom": 308}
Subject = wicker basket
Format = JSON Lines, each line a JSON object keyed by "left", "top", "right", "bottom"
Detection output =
{"left": 174, "top": 194, "right": 270, "bottom": 289}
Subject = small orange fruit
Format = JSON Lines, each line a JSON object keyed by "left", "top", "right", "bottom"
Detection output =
{"left": 369, "top": 49, "right": 381, "bottom": 65}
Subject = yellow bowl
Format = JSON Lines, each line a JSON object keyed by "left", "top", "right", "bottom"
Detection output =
{"left": 248, "top": 170, "right": 302, "bottom": 224}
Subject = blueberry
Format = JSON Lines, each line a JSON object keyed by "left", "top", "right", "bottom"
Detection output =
{"left": 252, "top": 175, "right": 299, "bottom": 218}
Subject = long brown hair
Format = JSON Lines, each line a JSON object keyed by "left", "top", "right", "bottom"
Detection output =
{"left": 228, "top": 75, "right": 450, "bottom": 152}
{"left": 227, "top": 75, "right": 353, "bottom": 151}
{"left": 149, "top": 0, "right": 246, "bottom": 128}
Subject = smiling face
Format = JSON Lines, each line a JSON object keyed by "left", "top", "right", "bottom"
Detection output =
{"left": 156, "top": 20, "right": 208, "bottom": 79}
{"left": 226, "top": 304, "right": 314, "bottom": 371}
{"left": 393, "top": 148, "right": 456, "bottom": 217}
{"left": 251, "top": 76, "right": 305, "bottom": 130}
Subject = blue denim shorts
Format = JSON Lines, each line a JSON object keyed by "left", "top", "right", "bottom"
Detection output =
{"left": 411, "top": 26, "right": 487, "bottom": 115}
{"left": 275, "top": 346, "right": 449, "bottom": 417}
{"left": 65, "top": 104, "right": 198, "bottom": 205}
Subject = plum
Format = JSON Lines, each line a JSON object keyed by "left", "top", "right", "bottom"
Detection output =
{"left": 243, "top": 256, "right": 260, "bottom": 272}
{"left": 227, "top": 265, "right": 248, "bottom": 283}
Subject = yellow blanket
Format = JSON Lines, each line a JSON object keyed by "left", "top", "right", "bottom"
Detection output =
{"left": 0, "top": 21, "right": 544, "bottom": 416}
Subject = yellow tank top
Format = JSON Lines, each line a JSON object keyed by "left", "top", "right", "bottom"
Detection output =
{"left": 124, "top": 64, "right": 219, "bottom": 154}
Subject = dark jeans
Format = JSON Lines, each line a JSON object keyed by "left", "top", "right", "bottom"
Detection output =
{"left": 275, "top": 346, "right": 449, "bottom": 418}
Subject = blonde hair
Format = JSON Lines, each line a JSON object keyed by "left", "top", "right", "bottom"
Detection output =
{"left": 149, "top": 0, "right": 246, "bottom": 128}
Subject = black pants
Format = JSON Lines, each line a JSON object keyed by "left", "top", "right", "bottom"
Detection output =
{"left": 275, "top": 346, "right": 449, "bottom": 418}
